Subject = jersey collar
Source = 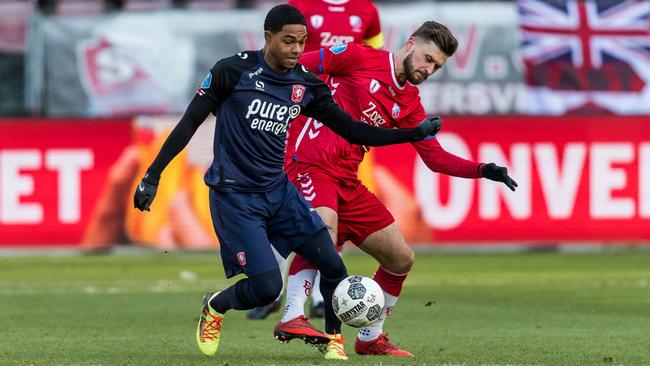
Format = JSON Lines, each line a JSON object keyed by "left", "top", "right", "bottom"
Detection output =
{"left": 389, "top": 53, "right": 407, "bottom": 92}
{"left": 257, "top": 49, "right": 297, "bottom": 77}
{"left": 322, "top": 0, "right": 350, "bottom": 5}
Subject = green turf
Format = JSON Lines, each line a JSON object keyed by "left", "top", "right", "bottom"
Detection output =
{"left": 1, "top": 251, "right": 649, "bottom": 365}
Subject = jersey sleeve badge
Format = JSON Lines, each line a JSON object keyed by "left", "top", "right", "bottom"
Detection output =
{"left": 329, "top": 43, "right": 348, "bottom": 54}
{"left": 197, "top": 72, "right": 211, "bottom": 96}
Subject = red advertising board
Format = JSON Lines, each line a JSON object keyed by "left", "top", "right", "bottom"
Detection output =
{"left": 0, "top": 119, "right": 131, "bottom": 246}
{"left": 1, "top": 116, "right": 649, "bottom": 247}
{"left": 371, "top": 116, "right": 650, "bottom": 243}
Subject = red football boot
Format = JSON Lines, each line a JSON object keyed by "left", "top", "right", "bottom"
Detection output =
{"left": 355, "top": 333, "right": 414, "bottom": 356}
{"left": 274, "top": 315, "right": 330, "bottom": 345}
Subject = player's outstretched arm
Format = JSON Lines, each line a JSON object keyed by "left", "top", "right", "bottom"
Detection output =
{"left": 303, "top": 96, "right": 440, "bottom": 147}
{"left": 133, "top": 96, "right": 212, "bottom": 211}
{"left": 408, "top": 115, "right": 517, "bottom": 191}
{"left": 412, "top": 134, "right": 518, "bottom": 192}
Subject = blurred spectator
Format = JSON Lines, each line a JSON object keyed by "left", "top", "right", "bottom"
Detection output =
{"left": 121, "top": 0, "right": 171, "bottom": 11}
{"left": 0, "top": 0, "right": 33, "bottom": 115}
{"left": 0, "top": 1, "right": 33, "bottom": 52}
{"left": 54, "top": 0, "right": 106, "bottom": 16}
{"left": 181, "top": 0, "right": 239, "bottom": 10}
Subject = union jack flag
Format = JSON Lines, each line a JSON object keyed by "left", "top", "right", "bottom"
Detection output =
{"left": 518, "top": 0, "right": 650, "bottom": 115}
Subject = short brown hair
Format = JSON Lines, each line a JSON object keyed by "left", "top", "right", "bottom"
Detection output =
{"left": 411, "top": 21, "right": 458, "bottom": 56}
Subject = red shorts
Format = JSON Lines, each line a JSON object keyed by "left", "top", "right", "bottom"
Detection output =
{"left": 289, "top": 167, "right": 394, "bottom": 246}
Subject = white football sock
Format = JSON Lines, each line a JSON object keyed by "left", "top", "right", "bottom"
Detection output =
{"left": 310, "top": 271, "right": 324, "bottom": 304}
{"left": 272, "top": 248, "right": 290, "bottom": 302}
{"left": 357, "top": 291, "right": 398, "bottom": 342}
{"left": 281, "top": 268, "right": 317, "bottom": 322}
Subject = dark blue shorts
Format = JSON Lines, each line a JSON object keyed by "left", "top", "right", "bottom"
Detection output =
{"left": 208, "top": 178, "right": 326, "bottom": 278}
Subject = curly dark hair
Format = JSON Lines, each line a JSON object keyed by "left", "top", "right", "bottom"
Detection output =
{"left": 264, "top": 4, "right": 306, "bottom": 33}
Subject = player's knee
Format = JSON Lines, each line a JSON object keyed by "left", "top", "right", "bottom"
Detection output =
{"left": 401, "top": 247, "right": 415, "bottom": 273}
{"left": 259, "top": 279, "right": 282, "bottom": 305}
{"left": 249, "top": 269, "right": 283, "bottom": 305}
{"left": 326, "top": 226, "right": 338, "bottom": 243}
{"left": 383, "top": 246, "right": 415, "bottom": 274}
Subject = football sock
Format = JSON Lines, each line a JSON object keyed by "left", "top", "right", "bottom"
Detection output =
{"left": 357, "top": 266, "right": 407, "bottom": 342}
{"left": 310, "top": 271, "right": 324, "bottom": 305}
{"left": 210, "top": 268, "right": 282, "bottom": 314}
{"left": 281, "top": 268, "right": 317, "bottom": 322}
{"left": 273, "top": 247, "right": 290, "bottom": 302}
{"left": 282, "top": 253, "right": 317, "bottom": 321}
{"left": 295, "top": 228, "right": 347, "bottom": 334}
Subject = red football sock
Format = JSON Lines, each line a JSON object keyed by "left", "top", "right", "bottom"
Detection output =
{"left": 289, "top": 253, "right": 317, "bottom": 275}
{"left": 373, "top": 266, "right": 408, "bottom": 297}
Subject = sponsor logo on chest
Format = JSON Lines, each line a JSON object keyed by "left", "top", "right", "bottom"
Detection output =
{"left": 361, "top": 101, "right": 387, "bottom": 127}
{"left": 246, "top": 99, "right": 301, "bottom": 135}
{"left": 320, "top": 32, "right": 354, "bottom": 47}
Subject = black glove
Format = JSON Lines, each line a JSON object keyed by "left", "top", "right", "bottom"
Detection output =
{"left": 480, "top": 163, "right": 518, "bottom": 191}
{"left": 133, "top": 171, "right": 159, "bottom": 211}
{"left": 413, "top": 116, "right": 442, "bottom": 141}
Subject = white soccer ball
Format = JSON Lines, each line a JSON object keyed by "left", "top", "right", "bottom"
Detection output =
{"left": 332, "top": 275, "right": 385, "bottom": 328}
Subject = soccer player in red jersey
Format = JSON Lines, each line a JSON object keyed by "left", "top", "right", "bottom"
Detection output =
{"left": 289, "top": 0, "right": 383, "bottom": 320}
{"left": 289, "top": 0, "right": 383, "bottom": 51}
{"left": 275, "top": 21, "right": 517, "bottom": 358}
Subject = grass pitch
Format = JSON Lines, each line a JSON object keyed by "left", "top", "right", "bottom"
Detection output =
{"left": 1, "top": 250, "right": 649, "bottom": 366}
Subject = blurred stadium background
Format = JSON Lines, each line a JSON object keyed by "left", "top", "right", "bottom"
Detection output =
{"left": 2, "top": 0, "right": 649, "bottom": 249}
{"left": 1, "top": 0, "right": 649, "bottom": 364}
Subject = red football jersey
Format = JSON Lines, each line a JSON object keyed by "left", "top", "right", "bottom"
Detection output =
{"left": 285, "top": 43, "right": 482, "bottom": 181}
{"left": 286, "top": 42, "right": 425, "bottom": 180}
{"left": 288, "top": 0, "right": 382, "bottom": 52}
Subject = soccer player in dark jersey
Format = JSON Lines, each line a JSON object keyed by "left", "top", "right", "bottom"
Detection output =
{"left": 132, "top": 4, "right": 441, "bottom": 359}
{"left": 275, "top": 22, "right": 518, "bottom": 358}
{"left": 246, "top": 0, "right": 385, "bottom": 322}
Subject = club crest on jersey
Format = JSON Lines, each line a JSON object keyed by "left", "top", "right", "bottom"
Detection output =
{"left": 369, "top": 79, "right": 380, "bottom": 94}
{"left": 236, "top": 251, "right": 247, "bottom": 266}
{"left": 310, "top": 14, "right": 324, "bottom": 29}
{"left": 292, "top": 84, "right": 305, "bottom": 103}
{"left": 349, "top": 15, "right": 362, "bottom": 32}
{"left": 329, "top": 43, "right": 348, "bottom": 54}
{"left": 392, "top": 103, "right": 401, "bottom": 118}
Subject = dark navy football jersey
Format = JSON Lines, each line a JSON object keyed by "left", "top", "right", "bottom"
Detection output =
{"left": 197, "top": 50, "right": 333, "bottom": 192}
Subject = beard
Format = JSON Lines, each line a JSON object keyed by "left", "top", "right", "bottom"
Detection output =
{"left": 403, "top": 51, "right": 424, "bottom": 85}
